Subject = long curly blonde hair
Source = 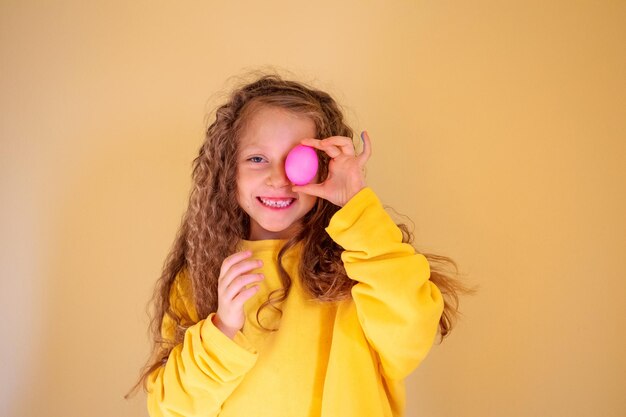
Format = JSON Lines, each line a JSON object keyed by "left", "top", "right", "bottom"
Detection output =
{"left": 126, "top": 73, "right": 472, "bottom": 398}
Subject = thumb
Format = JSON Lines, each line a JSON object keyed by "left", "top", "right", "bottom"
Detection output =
{"left": 292, "top": 183, "right": 326, "bottom": 200}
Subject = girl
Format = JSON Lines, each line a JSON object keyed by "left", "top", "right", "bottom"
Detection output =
{"left": 128, "top": 73, "right": 469, "bottom": 416}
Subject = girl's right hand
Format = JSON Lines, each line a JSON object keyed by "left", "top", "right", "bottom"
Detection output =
{"left": 212, "top": 250, "right": 264, "bottom": 339}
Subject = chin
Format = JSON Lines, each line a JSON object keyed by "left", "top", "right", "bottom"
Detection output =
{"left": 258, "top": 222, "right": 301, "bottom": 239}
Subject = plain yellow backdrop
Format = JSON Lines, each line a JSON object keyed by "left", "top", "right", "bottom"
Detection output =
{"left": 1, "top": 1, "right": 624, "bottom": 416}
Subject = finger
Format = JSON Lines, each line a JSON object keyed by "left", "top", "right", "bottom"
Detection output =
{"left": 292, "top": 183, "right": 327, "bottom": 200}
{"left": 224, "top": 273, "right": 264, "bottom": 300}
{"left": 231, "top": 284, "right": 261, "bottom": 308}
{"left": 301, "top": 137, "right": 356, "bottom": 157}
{"left": 300, "top": 139, "right": 342, "bottom": 158}
{"left": 357, "top": 131, "right": 372, "bottom": 165}
{"left": 318, "top": 136, "right": 357, "bottom": 156}
{"left": 315, "top": 137, "right": 356, "bottom": 156}
{"left": 220, "top": 259, "right": 263, "bottom": 286}
{"left": 219, "top": 250, "right": 253, "bottom": 277}
{"left": 219, "top": 259, "right": 263, "bottom": 290}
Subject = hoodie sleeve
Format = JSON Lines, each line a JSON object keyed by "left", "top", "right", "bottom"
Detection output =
{"left": 146, "top": 271, "right": 258, "bottom": 417}
{"left": 325, "top": 187, "right": 444, "bottom": 381}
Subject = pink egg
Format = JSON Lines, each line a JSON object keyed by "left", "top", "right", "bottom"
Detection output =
{"left": 285, "top": 145, "right": 319, "bottom": 185}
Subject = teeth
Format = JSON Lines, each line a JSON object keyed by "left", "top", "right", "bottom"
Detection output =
{"left": 259, "top": 197, "right": 294, "bottom": 208}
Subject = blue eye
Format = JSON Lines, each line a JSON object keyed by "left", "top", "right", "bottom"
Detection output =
{"left": 249, "top": 156, "right": 265, "bottom": 163}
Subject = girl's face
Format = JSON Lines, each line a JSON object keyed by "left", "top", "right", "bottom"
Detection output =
{"left": 237, "top": 105, "right": 318, "bottom": 240}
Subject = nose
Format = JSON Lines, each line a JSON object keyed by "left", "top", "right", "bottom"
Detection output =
{"left": 266, "top": 163, "right": 290, "bottom": 188}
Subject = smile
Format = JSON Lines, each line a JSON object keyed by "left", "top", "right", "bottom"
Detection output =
{"left": 257, "top": 197, "right": 296, "bottom": 209}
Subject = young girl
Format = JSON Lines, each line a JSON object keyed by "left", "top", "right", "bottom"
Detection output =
{"left": 128, "top": 74, "right": 468, "bottom": 417}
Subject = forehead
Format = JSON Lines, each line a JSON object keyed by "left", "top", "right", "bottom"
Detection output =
{"left": 238, "top": 105, "right": 317, "bottom": 149}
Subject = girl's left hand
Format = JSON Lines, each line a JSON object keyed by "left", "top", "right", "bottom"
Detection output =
{"left": 292, "top": 131, "right": 372, "bottom": 207}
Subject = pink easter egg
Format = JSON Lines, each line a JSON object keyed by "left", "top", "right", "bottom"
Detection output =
{"left": 285, "top": 145, "right": 319, "bottom": 185}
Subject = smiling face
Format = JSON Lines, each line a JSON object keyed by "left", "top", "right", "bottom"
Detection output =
{"left": 236, "top": 105, "right": 319, "bottom": 240}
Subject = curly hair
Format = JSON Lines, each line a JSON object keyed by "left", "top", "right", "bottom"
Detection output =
{"left": 126, "top": 72, "right": 473, "bottom": 398}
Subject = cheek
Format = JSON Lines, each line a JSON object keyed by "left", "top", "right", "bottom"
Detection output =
{"left": 301, "top": 194, "right": 318, "bottom": 210}
{"left": 235, "top": 176, "right": 248, "bottom": 204}
{"left": 236, "top": 171, "right": 253, "bottom": 193}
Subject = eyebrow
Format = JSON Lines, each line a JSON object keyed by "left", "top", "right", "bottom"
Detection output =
{"left": 239, "top": 144, "right": 264, "bottom": 153}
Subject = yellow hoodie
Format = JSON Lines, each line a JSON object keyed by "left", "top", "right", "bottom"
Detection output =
{"left": 147, "top": 187, "right": 444, "bottom": 417}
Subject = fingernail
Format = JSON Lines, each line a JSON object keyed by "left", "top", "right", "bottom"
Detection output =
{"left": 360, "top": 131, "right": 365, "bottom": 141}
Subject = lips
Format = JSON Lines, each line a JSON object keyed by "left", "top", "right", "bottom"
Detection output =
{"left": 257, "top": 197, "right": 296, "bottom": 209}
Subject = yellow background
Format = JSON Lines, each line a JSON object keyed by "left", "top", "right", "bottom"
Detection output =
{"left": 1, "top": 1, "right": 624, "bottom": 416}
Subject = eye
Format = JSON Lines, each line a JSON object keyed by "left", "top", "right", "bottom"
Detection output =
{"left": 248, "top": 156, "right": 266, "bottom": 163}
